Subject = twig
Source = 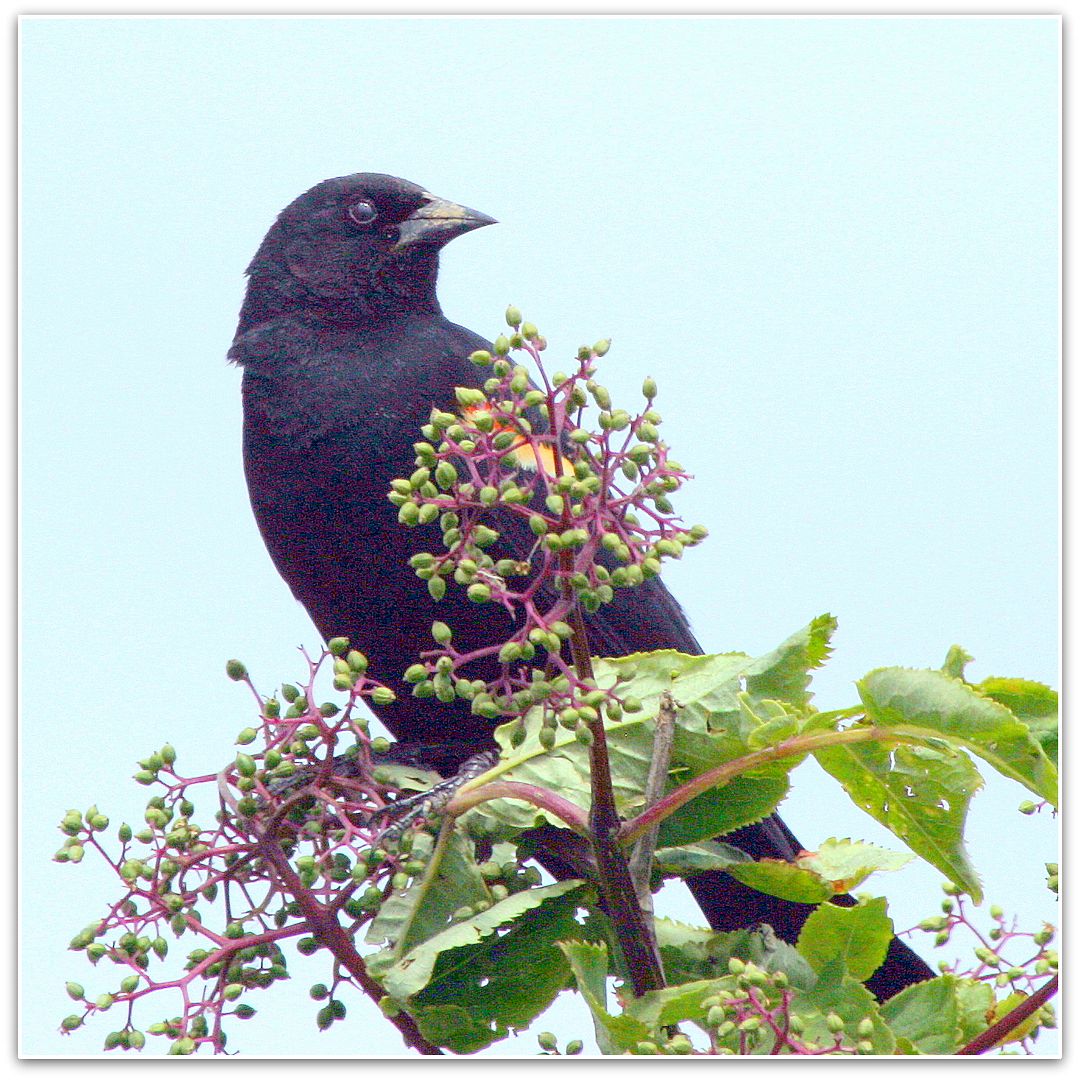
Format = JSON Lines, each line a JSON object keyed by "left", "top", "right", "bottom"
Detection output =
{"left": 252, "top": 818, "right": 443, "bottom": 1055}
{"left": 446, "top": 779, "right": 590, "bottom": 835}
{"left": 618, "top": 725, "right": 902, "bottom": 846}
{"left": 629, "top": 690, "right": 677, "bottom": 896}
{"left": 956, "top": 974, "right": 1058, "bottom": 1055}
{"left": 627, "top": 691, "right": 677, "bottom": 975}
{"left": 561, "top": 572, "right": 665, "bottom": 996}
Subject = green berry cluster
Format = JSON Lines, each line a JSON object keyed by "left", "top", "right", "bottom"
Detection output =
{"left": 388, "top": 309, "right": 709, "bottom": 726}
{"left": 56, "top": 641, "right": 440, "bottom": 1055}
{"left": 694, "top": 958, "right": 877, "bottom": 1056}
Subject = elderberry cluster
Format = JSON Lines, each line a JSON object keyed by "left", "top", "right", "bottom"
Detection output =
{"left": 387, "top": 309, "right": 708, "bottom": 728}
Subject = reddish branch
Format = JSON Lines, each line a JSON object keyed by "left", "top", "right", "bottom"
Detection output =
{"left": 957, "top": 974, "right": 1058, "bottom": 1056}
{"left": 253, "top": 827, "right": 442, "bottom": 1055}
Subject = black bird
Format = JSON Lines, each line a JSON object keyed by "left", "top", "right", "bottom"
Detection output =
{"left": 231, "top": 172, "right": 932, "bottom": 999}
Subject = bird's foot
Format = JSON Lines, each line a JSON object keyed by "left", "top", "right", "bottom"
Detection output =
{"left": 366, "top": 749, "right": 500, "bottom": 838}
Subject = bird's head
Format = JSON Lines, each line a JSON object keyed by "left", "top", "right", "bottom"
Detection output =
{"left": 240, "top": 173, "right": 496, "bottom": 327}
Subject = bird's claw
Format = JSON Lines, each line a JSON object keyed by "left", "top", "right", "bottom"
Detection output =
{"left": 368, "top": 749, "right": 500, "bottom": 839}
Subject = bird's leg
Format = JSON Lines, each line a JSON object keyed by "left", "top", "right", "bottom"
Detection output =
{"left": 263, "top": 738, "right": 496, "bottom": 827}
{"left": 364, "top": 749, "right": 500, "bottom": 838}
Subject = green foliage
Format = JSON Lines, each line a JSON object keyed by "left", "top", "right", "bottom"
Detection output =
{"left": 365, "top": 832, "right": 493, "bottom": 957}
{"left": 464, "top": 618, "right": 1056, "bottom": 913}
{"left": 386, "top": 884, "right": 589, "bottom": 1054}
{"left": 56, "top": 618, "right": 1058, "bottom": 1056}
{"left": 365, "top": 620, "right": 1055, "bottom": 1054}
{"left": 880, "top": 974, "right": 986, "bottom": 1054}
{"left": 797, "top": 897, "right": 894, "bottom": 983}
{"left": 470, "top": 617, "right": 843, "bottom": 843}
{"left": 558, "top": 934, "right": 902, "bottom": 1055}
{"left": 972, "top": 678, "right": 1058, "bottom": 767}
{"left": 655, "top": 838, "right": 912, "bottom": 905}
{"left": 816, "top": 738, "right": 984, "bottom": 901}
{"left": 857, "top": 667, "right": 1056, "bottom": 806}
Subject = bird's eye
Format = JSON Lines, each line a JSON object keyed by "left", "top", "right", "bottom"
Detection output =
{"left": 347, "top": 200, "right": 379, "bottom": 226}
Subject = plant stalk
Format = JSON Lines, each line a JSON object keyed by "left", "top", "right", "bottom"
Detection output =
{"left": 618, "top": 725, "right": 903, "bottom": 847}
{"left": 254, "top": 824, "right": 443, "bottom": 1055}
{"left": 559, "top": 553, "right": 665, "bottom": 996}
{"left": 957, "top": 974, "right": 1058, "bottom": 1055}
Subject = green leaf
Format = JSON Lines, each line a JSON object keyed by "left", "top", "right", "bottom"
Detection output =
{"left": 365, "top": 831, "right": 490, "bottom": 955}
{"left": 473, "top": 621, "right": 834, "bottom": 843}
{"left": 880, "top": 974, "right": 965, "bottom": 1054}
{"left": 608, "top": 658, "right": 812, "bottom": 846}
{"left": 653, "top": 840, "right": 753, "bottom": 877}
{"left": 878, "top": 974, "right": 1007, "bottom": 1054}
{"left": 796, "top": 897, "right": 894, "bottom": 983}
{"left": 558, "top": 939, "right": 608, "bottom": 1005}
{"left": 975, "top": 676, "right": 1058, "bottom": 768}
{"left": 654, "top": 774, "right": 790, "bottom": 849}
{"left": 725, "top": 859, "right": 835, "bottom": 905}
{"left": 742, "top": 613, "right": 837, "bottom": 709}
{"left": 607, "top": 648, "right": 748, "bottom": 708}
{"left": 609, "top": 922, "right": 824, "bottom": 1040}
{"left": 983, "top": 990, "right": 1044, "bottom": 1048}
{"left": 795, "top": 837, "right": 913, "bottom": 892}
{"left": 735, "top": 925, "right": 820, "bottom": 989}
{"left": 815, "top": 736, "right": 984, "bottom": 900}
{"left": 941, "top": 645, "right": 974, "bottom": 680}
{"left": 954, "top": 977, "right": 997, "bottom": 1046}
{"left": 393, "top": 883, "right": 588, "bottom": 1053}
{"left": 858, "top": 667, "right": 1057, "bottom": 806}
{"left": 652, "top": 918, "right": 725, "bottom": 985}
{"left": 623, "top": 975, "right": 735, "bottom": 1031}
{"left": 654, "top": 921, "right": 818, "bottom": 991}
{"left": 604, "top": 650, "right": 752, "bottom": 747}
{"left": 657, "top": 838, "right": 883, "bottom": 910}
{"left": 558, "top": 940, "right": 651, "bottom": 1053}
{"left": 470, "top": 704, "right": 651, "bottom": 835}
{"left": 618, "top": 616, "right": 836, "bottom": 733}
{"left": 411, "top": 1005, "right": 499, "bottom": 1055}
{"left": 380, "top": 880, "right": 585, "bottom": 999}
{"left": 743, "top": 695, "right": 803, "bottom": 749}
{"left": 368, "top": 762, "right": 443, "bottom": 793}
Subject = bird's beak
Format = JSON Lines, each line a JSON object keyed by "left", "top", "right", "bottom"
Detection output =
{"left": 392, "top": 193, "right": 497, "bottom": 252}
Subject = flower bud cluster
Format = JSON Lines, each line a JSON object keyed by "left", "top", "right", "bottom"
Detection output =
{"left": 696, "top": 960, "right": 875, "bottom": 1055}
{"left": 388, "top": 310, "right": 709, "bottom": 726}
{"left": 920, "top": 884, "right": 1059, "bottom": 1019}
{"left": 55, "top": 643, "right": 464, "bottom": 1055}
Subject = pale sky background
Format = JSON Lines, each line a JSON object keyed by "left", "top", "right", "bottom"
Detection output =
{"left": 20, "top": 14, "right": 1059, "bottom": 1059}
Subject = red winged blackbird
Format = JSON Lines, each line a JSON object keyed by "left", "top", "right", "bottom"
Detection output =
{"left": 232, "top": 172, "right": 932, "bottom": 998}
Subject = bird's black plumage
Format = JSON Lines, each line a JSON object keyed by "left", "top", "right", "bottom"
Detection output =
{"left": 232, "top": 172, "right": 932, "bottom": 998}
